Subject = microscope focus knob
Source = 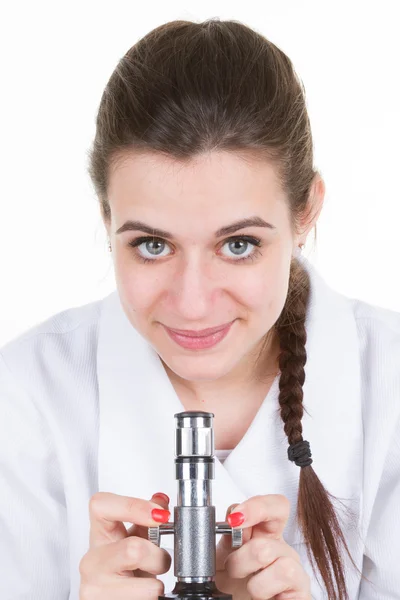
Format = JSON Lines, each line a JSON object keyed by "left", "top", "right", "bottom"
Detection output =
{"left": 148, "top": 523, "right": 175, "bottom": 546}
{"left": 215, "top": 522, "right": 243, "bottom": 549}
{"left": 231, "top": 526, "right": 243, "bottom": 548}
{"left": 148, "top": 526, "right": 161, "bottom": 546}
{"left": 148, "top": 521, "right": 242, "bottom": 549}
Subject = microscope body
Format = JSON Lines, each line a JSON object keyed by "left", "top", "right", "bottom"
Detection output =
{"left": 148, "top": 412, "right": 243, "bottom": 600}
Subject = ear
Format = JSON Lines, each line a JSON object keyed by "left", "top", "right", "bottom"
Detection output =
{"left": 98, "top": 201, "right": 112, "bottom": 234}
{"left": 101, "top": 215, "right": 111, "bottom": 240}
{"left": 311, "top": 175, "right": 325, "bottom": 223}
{"left": 297, "top": 174, "right": 325, "bottom": 245}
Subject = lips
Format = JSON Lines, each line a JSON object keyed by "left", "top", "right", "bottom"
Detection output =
{"left": 164, "top": 321, "right": 235, "bottom": 350}
{"left": 165, "top": 320, "right": 235, "bottom": 338}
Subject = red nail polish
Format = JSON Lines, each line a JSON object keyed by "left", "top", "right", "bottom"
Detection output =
{"left": 151, "top": 508, "right": 170, "bottom": 523}
{"left": 153, "top": 493, "right": 170, "bottom": 504}
{"left": 227, "top": 511, "right": 245, "bottom": 527}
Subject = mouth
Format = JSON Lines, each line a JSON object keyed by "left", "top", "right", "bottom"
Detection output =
{"left": 163, "top": 320, "right": 235, "bottom": 338}
{"left": 162, "top": 320, "right": 236, "bottom": 350}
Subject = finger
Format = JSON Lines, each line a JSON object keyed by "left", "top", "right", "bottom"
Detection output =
{"left": 89, "top": 491, "right": 171, "bottom": 548}
{"left": 126, "top": 493, "right": 171, "bottom": 579}
{"left": 80, "top": 533, "right": 172, "bottom": 584}
{"left": 228, "top": 494, "right": 291, "bottom": 541}
{"left": 113, "top": 577, "right": 165, "bottom": 598}
{"left": 126, "top": 493, "right": 170, "bottom": 539}
{"left": 224, "top": 536, "right": 302, "bottom": 580}
{"left": 247, "top": 555, "right": 311, "bottom": 600}
{"left": 216, "top": 503, "right": 252, "bottom": 571}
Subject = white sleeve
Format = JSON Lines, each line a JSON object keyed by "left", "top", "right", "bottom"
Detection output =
{"left": 359, "top": 410, "right": 400, "bottom": 598}
{"left": 0, "top": 352, "right": 70, "bottom": 599}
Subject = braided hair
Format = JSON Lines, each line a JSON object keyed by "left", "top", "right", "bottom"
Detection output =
{"left": 271, "top": 257, "right": 365, "bottom": 597}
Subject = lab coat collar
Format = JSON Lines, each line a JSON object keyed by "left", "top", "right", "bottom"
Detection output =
{"left": 96, "top": 255, "right": 362, "bottom": 545}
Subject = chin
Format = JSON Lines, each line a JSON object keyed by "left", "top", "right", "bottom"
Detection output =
{"left": 159, "top": 350, "right": 240, "bottom": 382}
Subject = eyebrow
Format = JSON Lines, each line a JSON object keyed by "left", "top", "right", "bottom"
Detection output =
{"left": 116, "top": 216, "right": 276, "bottom": 238}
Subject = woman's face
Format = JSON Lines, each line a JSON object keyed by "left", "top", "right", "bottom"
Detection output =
{"left": 105, "top": 150, "right": 313, "bottom": 384}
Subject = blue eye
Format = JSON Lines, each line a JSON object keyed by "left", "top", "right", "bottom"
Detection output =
{"left": 128, "top": 235, "right": 263, "bottom": 264}
{"left": 221, "top": 238, "right": 259, "bottom": 261}
{"left": 131, "top": 238, "right": 168, "bottom": 261}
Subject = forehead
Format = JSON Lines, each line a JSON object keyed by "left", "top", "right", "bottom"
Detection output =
{"left": 107, "top": 150, "right": 286, "bottom": 218}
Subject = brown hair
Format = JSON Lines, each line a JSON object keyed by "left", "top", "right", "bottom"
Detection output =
{"left": 87, "top": 17, "right": 369, "bottom": 599}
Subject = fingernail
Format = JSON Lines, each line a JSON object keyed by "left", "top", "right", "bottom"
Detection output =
{"left": 153, "top": 493, "right": 170, "bottom": 504}
{"left": 151, "top": 508, "right": 170, "bottom": 523}
{"left": 227, "top": 511, "right": 245, "bottom": 527}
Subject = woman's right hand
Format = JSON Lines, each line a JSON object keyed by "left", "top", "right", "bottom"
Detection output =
{"left": 79, "top": 491, "right": 172, "bottom": 599}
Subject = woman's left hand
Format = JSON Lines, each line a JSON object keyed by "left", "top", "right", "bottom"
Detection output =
{"left": 215, "top": 494, "right": 311, "bottom": 600}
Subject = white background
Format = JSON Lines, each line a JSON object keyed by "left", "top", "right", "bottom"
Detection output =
{"left": 0, "top": 1, "right": 399, "bottom": 347}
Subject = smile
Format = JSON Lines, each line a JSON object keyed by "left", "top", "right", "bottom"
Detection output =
{"left": 163, "top": 320, "right": 235, "bottom": 350}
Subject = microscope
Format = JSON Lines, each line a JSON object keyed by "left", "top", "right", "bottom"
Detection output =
{"left": 148, "top": 411, "right": 244, "bottom": 599}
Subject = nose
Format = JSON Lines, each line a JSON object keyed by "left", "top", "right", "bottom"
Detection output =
{"left": 170, "top": 254, "right": 222, "bottom": 319}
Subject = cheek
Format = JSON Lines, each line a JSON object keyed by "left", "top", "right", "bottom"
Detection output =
{"left": 115, "top": 263, "right": 164, "bottom": 313}
{"left": 235, "top": 262, "right": 289, "bottom": 316}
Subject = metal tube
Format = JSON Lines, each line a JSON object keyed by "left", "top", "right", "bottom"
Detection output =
{"left": 174, "top": 412, "right": 216, "bottom": 583}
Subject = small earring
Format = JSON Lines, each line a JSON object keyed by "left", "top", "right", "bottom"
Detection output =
{"left": 294, "top": 244, "right": 304, "bottom": 258}
{"left": 108, "top": 238, "right": 112, "bottom": 252}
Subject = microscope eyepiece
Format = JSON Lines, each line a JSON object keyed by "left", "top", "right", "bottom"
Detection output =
{"left": 174, "top": 411, "right": 214, "bottom": 458}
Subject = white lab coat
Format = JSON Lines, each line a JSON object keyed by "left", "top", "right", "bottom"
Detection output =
{"left": 0, "top": 254, "right": 399, "bottom": 600}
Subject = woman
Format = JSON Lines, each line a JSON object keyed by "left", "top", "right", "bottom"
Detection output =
{"left": 1, "top": 17, "right": 399, "bottom": 600}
